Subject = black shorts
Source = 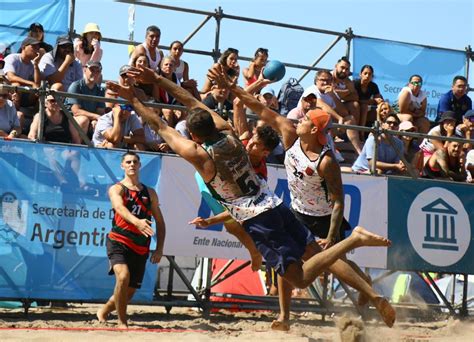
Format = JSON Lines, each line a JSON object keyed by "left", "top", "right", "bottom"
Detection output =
{"left": 243, "top": 204, "right": 315, "bottom": 276}
{"left": 291, "top": 208, "right": 352, "bottom": 240}
{"left": 106, "top": 237, "right": 148, "bottom": 289}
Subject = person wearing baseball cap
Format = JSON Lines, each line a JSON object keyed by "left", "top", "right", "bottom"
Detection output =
{"left": 419, "top": 111, "right": 458, "bottom": 165}
{"left": 74, "top": 22, "right": 103, "bottom": 66}
{"left": 65, "top": 57, "right": 105, "bottom": 136}
{"left": 287, "top": 88, "right": 318, "bottom": 121}
{"left": 17, "top": 23, "right": 53, "bottom": 54}
{"left": 456, "top": 109, "right": 474, "bottom": 146}
{"left": 39, "top": 35, "right": 82, "bottom": 91}
{"left": 216, "top": 76, "right": 385, "bottom": 330}
{"left": 3, "top": 35, "right": 42, "bottom": 112}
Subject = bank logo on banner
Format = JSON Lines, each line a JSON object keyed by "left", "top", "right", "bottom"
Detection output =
{"left": 407, "top": 187, "right": 470, "bottom": 267}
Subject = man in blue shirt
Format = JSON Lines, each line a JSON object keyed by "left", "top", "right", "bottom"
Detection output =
{"left": 437, "top": 75, "right": 472, "bottom": 124}
{"left": 67, "top": 60, "right": 105, "bottom": 136}
{"left": 352, "top": 114, "right": 405, "bottom": 175}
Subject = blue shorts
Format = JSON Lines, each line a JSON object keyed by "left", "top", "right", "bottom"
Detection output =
{"left": 243, "top": 204, "right": 315, "bottom": 276}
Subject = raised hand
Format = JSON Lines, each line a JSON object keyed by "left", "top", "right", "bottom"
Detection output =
{"left": 106, "top": 81, "right": 135, "bottom": 101}
{"left": 257, "top": 68, "right": 273, "bottom": 86}
{"left": 126, "top": 66, "right": 158, "bottom": 85}
{"left": 32, "top": 52, "right": 41, "bottom": 66}
{"left": 207, "top": 64, "right": 236, "bottom": 90}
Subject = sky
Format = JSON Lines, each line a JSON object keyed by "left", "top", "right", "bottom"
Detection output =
{"left": 50, "top": 0, "right": 474, "bottom": 90}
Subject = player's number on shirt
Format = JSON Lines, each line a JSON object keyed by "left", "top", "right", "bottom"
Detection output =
{"left": 236, "top": 171, "right": 259, "bottom": 196}
{"left": 131, "top": 204, "right": 141, "bottom": 216}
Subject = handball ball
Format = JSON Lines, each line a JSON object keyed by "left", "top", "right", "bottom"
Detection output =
{"left": 263, "top": 60, "right": 286, "bottom": 82}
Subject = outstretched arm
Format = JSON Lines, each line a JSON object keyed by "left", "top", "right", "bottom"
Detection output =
{"left": 129, "top": 66, "right": 231, "bottom": 132}
{"left": 189, "top": 211, "right": 233, "bottom": 228}
{"left": 208, "top": 66, "right": 297, "bottom": 149}
{"left": 106, "top": 81, "right": 208, "bottom": 171}
{"left": 233, "top": 73, "right": 272, "bottom": 137}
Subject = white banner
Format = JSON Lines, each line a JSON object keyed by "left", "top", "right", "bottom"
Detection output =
{"left": 160, "top": 155, "right": 388, "bottom": 268}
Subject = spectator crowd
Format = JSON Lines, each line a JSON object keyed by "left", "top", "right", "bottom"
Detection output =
{"left": 0, "top": 22, "right": 473, "bottom": 183}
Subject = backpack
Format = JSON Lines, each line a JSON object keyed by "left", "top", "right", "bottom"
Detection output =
{"left": 277, "top": 78, "right": 304, "bottom": 116}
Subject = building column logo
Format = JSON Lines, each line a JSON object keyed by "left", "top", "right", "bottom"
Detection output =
{"left": 407, "top": 187, "right": 470, "bottom": 266}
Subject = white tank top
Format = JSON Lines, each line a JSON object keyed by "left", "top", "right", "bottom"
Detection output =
{"left": 203, "top": 133, "right": 281, "bottom": 222}
{"left": 285, "top": 138, "right": 333, "bottom": 216}
{"left": 397, "top": 86, "right": 427, "bottom": 111}
{"left": 142, "top": 43, "right": 162, "bottom": 71}
{"left": 174, "top": 60, "right": 185, "bottom": 82}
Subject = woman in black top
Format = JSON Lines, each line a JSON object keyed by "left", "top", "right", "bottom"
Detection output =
{"left": 28, "top": 95, "right": 81, "bottom": 144}
{"left": 354, "top": 65, "right": 383, "bottom": 128}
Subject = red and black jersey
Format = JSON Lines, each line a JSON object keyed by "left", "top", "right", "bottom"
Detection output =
{"left": 109, "top": 183, "right": 152, "bottom": 255}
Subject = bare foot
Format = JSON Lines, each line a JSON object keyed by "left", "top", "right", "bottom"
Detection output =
{"left": 117, "top": 322, "right": 128, "bottom": 330}
{"left": 373, "top": 297, "right": 396, "bottom": 328}
{"left": 250, "top": 253, "right": 262, "bottom": 271}
{"left": 96, "top": 308, "right": 108, "bottom": 323}
{"left": 270, "top": 319, "right": 290, "bottom": 331}
{"left": 352, "top": 226, "right": 391, "bottom": 248}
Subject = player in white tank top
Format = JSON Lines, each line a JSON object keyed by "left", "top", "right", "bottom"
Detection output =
{"left": 285, "top": 138, "right": 333, "bottom": 216}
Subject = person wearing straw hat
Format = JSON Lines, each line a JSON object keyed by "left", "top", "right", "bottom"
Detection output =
{"left": 74, "top": 23, "right": 103, "bottom": 67}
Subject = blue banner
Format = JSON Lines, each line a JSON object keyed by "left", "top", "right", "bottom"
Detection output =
{"left": 0, "top": 140, "right": 162, "bottom": 301}
{"left": 0, "top": 0, "right": 69, "bottom": 54}
{"left": 353, "top": 37, "right": 466, "bottom": 122}
{"left": 387, "top": 178, "right": 474, "bottom": 274}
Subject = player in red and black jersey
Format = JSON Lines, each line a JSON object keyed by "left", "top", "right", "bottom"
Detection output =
{"left": 97, "top": 151, "right": 166, "bottom": 329}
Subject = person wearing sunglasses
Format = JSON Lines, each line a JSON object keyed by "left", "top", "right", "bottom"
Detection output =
{"left": 393, "top": 74, "right": 430, "bottom": 133}
{"left": 28, "top": 95, "right": 81, "bottom": 144}
{"left": 437, "top": 75, "right": 472, "bottom": 124}
{"left": 352, "top": 113, "right": 406, "bottom": 175}
{"left": 243, "top": 47, "right": 269, "bottom": 87}
{"left": 66, "top": 60, "right": 105, "bottom": 136}
{"left": 39, "top": 35, "right": 82, "bottom": 92}
{"left": 92, "top": 102, "right": 145, "bottom": 150}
